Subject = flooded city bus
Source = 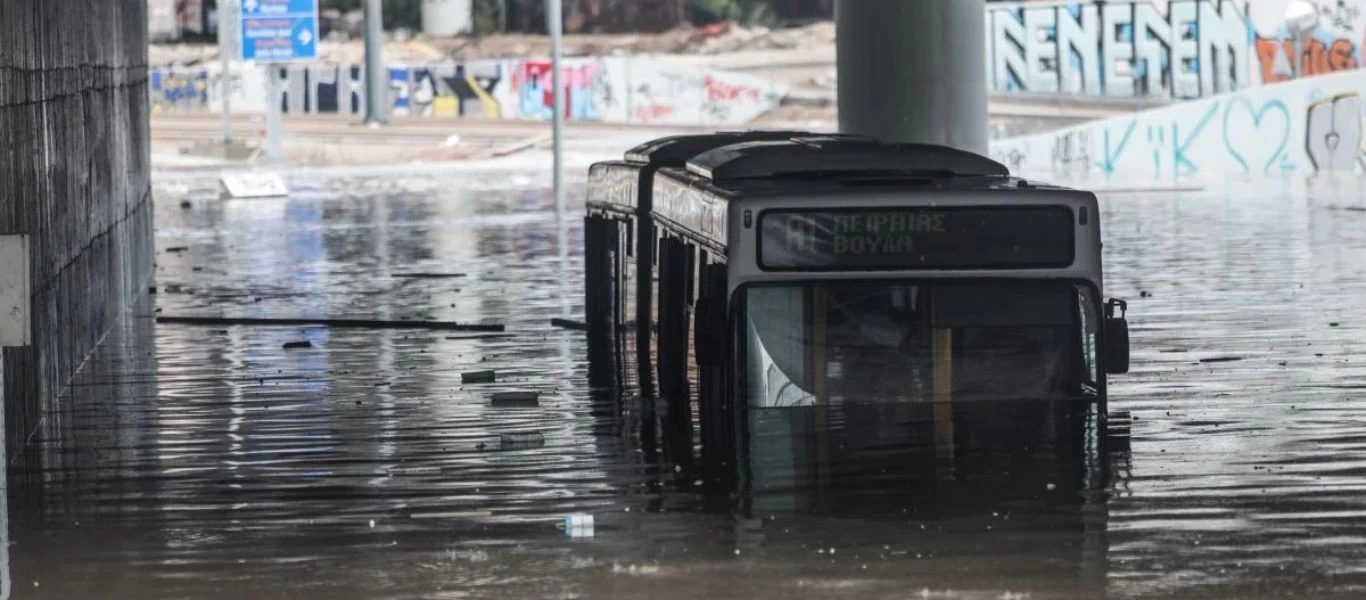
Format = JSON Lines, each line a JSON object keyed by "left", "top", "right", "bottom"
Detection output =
{"left": 583, "top": 131, "right": 871, "bottom": 392}
{"left": 635, "top": 137, "right": 1132, "bottom": 512}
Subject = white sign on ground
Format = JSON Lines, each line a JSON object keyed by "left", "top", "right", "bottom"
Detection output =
{"left": 220, "top": 172, "right": 290, "bottom": 198}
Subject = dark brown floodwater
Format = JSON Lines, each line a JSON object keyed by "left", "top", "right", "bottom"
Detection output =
{"left": 4, "top": 166, "right": 1366, "bottom": 599}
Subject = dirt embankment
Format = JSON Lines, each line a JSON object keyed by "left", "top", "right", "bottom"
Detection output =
{"left": 149, "top": 20, "right": 837, "bottom": 66}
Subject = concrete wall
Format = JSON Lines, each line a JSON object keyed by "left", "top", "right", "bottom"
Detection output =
{"left": 0, "top": 2, "right": 154, "bottom": 460}
{"left": 149, "top": 57, "right": 791, "bottom": 127}
{"left": 987, "top": 0, "right": 1366, "bottom": 99}
{"left": 989, "top": 69, "right": 1366, "bottom": 182}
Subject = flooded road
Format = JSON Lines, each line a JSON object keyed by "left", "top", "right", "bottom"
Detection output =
{"left": 6, "top": 164, "right": 1366, "bottom": 599}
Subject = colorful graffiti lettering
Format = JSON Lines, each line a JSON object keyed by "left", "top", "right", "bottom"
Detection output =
{"left": 511, "top": 60, "right": 613, "bottom": 121}
{"left": 1257, "top": 36, "right": 1360, "bottom": 83}
{"left": 988, "top": 0, "right": 1253, "bottom": 99}
{"left": 988, "top": 0, "right": 1366, "bottom": 99}
{"left": 148, "top": 57, "right": 786, "bottom": 127}
{"left": 149, "top": 70, "right": 209, "bottom": 113}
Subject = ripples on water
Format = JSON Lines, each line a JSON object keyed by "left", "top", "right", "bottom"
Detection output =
{"left": 6, "top": 169, "right": 1366, "bottom": 599}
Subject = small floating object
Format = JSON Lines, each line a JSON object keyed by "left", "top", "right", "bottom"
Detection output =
{"left": 551, "top": 318, "right": 587, "bottom": 331}
{"left": 410, "top": 510, "right": 493, "bottom": 520}
{"left": 392, "top": 272, "right": 467, "bottom": 279}
{"left": 500, "top": 432, "right": 546, "bottom": 450}
{"left": 283, "top": 340, "right": 313, "bottom": 349}
{"left": 388, "top": 466, "right": 441, "bottom": 476}
{"left": 220, "top": 171, "right": 289, "bottom": 198}
{"left": 461, "top": 370, "right": 496, "bottom": 384}
{"left": 491, "top": 392, "right": 539, "bottom": 407}
{"left": 564, "top": 514, "right": 595, "bottom": 538}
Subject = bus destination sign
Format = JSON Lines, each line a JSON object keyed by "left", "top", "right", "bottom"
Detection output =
{"left": 759, "top": 207, "right": 1076, "bottom": 270}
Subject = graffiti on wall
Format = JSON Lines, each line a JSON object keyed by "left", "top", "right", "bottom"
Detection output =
{"left": 630, "top": 62, "right": 787, "bottom": 126}
{"left": 1305, "top": 91, "right": 1364, "bottom": 170}
{"left": 149, "top": 58, "right": 786, "bottom": 127}
{"left": 989, "top": 0, "right": 1255, "bottom": 98}
{"left": 1253, "top": 0, "right": 1365, "bottom": 84}
{"left": 989, "top": 0, "right": 1366, "bottom": 99}
{"left": 509, "top": 60, "right": 615, "bottom": 120}
{"left": 989, "top": 69, "right": 1366, "bottom": 179}
{"left": 149, "top": 69, "right": 209, "bottom": 113}
{"left": 443, "top": 63, "right": 503, "bottom": 118}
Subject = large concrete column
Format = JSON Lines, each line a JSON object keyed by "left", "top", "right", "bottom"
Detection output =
{"left": 837, "top": 0, "right": 988, "bottom": 154}
{"left": 0, "top": 0, "right": 153, "bottom": 461}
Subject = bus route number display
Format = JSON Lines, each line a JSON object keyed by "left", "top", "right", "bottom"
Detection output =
{"left": 759, "top": 207, "right": 1076, "bottom": 270}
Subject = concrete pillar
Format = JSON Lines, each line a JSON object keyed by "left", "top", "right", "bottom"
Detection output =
{"left": 836, "top": 0, "right": 988, "bottom": 154}
{"left": 0, "top": 0, "right": 153, "bottom": 461}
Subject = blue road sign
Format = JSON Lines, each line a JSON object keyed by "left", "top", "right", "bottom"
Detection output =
{"left": 240, "top": 0, "right": 319, "bottom": 62}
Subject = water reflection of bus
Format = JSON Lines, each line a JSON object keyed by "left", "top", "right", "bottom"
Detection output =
{"left": 585, "top": 135, "right": 1131, "bottom": 511}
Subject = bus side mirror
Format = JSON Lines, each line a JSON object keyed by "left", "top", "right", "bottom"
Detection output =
{"left": 1105, "top": 298, "right": 1130, "bottom": 375}
{"left": 694, "top": 297, "right": 726, "bottom": 367}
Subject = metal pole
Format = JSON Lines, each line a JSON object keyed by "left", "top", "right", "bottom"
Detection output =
{"left": 266, "top": 67, "right": 283, "bottom": 163}
{"left": 499, "top": 0, "right": 508, "bottom": 33}
{"left": 363, "top": 0, "right": 388, "bottom": 125}
{"left": 218, "top": 0, "right": 234, "bottom": 144}
{"left": 548, "top": 0, "right": 565, "bottom": 218}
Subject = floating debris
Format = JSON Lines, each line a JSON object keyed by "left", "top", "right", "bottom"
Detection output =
{"left": 491, "top": 392, "right": 540, "bottom": 407}
{"left": 564, "top": 514, "right": 595, "bottom": 538}
{"left": 283, "top": 340, "right": 314, "bottom": 349}
{"left": 551, "top": 318, "right": 588, "bottom": 331}
{"left": 392, "top": 273, "right": 467, "bottom": 279}
{"left": 1199, "top": 357, "right": 1243, "bottom": 363}
{"left": 462, "top": 370, "right": 496, "bottom": 384}
{"left": 499, "top": 432, "right": 545, "bottom": 450}
{"left": 409, "top": 510, "right": 493, "bottom": 520}
{"left": 388, "top": 466, "right": 441, "bottom": 476}
{"left": 156, "top": 315, "right": 505, "bottom": 332}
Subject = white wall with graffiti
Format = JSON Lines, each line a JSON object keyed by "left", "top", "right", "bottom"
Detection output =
{"left": 989, "top": 68, "right": 1366, "bottom": 181}
{"left": 988, "top": 0, "right": 1366, "bottom": 98}
{"left": 149, "top": 58, "right": 789, "bottom": 128}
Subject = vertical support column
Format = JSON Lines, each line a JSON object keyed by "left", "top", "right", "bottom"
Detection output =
{"left": 363, "top": 0, "right": 388, "bottom": 125}
{"left": 836, "top": 0, "right": 988, "bottom": 154}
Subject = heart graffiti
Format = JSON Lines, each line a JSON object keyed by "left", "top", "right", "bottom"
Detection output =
{"left": 1222, "top": 97, "right": 1292, "bottom": 174}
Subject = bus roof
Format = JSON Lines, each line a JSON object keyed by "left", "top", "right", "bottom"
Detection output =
{"left": 686, "top": 139, "right": 1011, "bottom": 182}
{"left": 622, "top": 131, "right": 874, "bottom": 166}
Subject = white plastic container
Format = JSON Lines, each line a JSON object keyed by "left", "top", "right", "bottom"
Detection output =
{"left": 564, "top": 514, "right": 595, "bottom": 538}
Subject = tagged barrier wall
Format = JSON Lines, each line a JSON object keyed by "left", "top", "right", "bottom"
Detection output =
{"left": 987, "top": 0, "right": 1366, "bottom": 99}
{"left": 989, "top": 69, "right": 1366, "bottom": 182}
{"left": 149, "top": 58, "right": 790, "bottom": 127}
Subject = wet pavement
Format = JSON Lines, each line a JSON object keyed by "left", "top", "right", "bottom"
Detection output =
{"left": 5, "top": 160, "right": 1366, "bottom": 598}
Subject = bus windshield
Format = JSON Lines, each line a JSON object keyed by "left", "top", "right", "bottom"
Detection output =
{"left": 742, "top": 281, "right": 1100, "bottom": 407}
